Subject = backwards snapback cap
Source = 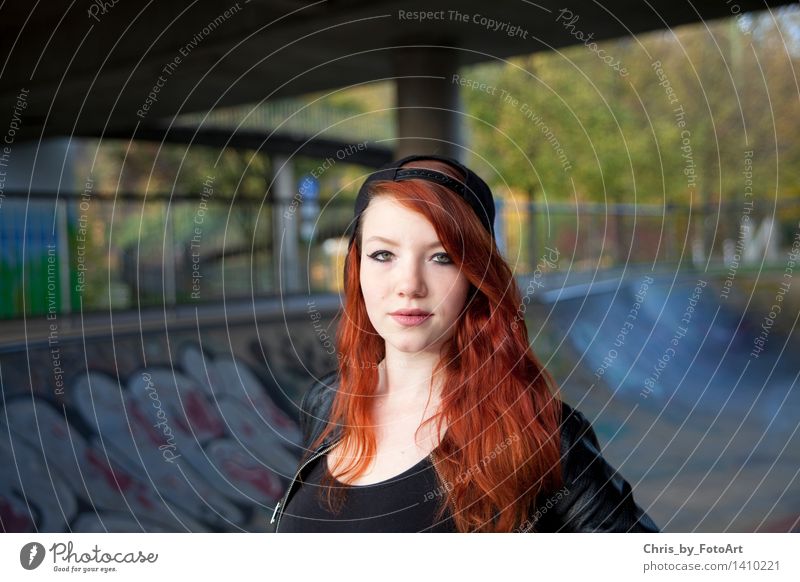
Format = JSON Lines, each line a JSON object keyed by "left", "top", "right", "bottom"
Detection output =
{"left": 349, "top": 154, "right": 496, "bottom": 245}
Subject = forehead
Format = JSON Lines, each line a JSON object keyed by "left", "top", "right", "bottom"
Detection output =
{"left": 361, "top": 196, "right": 440, "bottom": 240}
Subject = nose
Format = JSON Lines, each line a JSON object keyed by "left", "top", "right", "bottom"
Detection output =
{"left": 394, "top": 256, "right": 427, "bottom": 298}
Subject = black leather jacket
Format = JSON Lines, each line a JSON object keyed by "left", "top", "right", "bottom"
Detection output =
{"left": 270, "top": 371, "right": 659, "bottom": 533}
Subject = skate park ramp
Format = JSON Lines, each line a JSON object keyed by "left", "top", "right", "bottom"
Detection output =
{"left": 530, "top": 269, "right": 800, "bottom": 532}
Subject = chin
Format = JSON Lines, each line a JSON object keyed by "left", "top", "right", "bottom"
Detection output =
{"left": 387, "top": 341, "right": 428, "bottom": 354}
{"left": 389, "top": 335, "right": 450, "bottom": 356}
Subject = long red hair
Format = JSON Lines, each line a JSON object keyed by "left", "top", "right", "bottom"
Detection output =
{"left": 309, "top": 160, "right": 563, "bottom": 532}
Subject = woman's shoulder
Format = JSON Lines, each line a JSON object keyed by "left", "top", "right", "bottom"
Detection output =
{"left": 298, "top": 370, "right": 339, "bottom": 448}
{"left": 557, "top": 400, "right": 601, "bottom": 452}
{"left": 534, "top": 399, "right": 660, "bottom": 532}
{"left": 301, "top": 370, "right": 338, "bottom": 408}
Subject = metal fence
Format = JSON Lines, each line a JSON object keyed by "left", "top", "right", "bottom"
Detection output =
{"left": 1, "top": 191, "right": 798, "bottom": 320}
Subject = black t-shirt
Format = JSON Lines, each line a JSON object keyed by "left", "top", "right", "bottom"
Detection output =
{"left": 279, "top": 452, "right": 457, "bottom": 532}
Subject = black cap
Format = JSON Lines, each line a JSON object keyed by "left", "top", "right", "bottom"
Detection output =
{"left": 349, "top": 154, "right": 496, "bottom": 245}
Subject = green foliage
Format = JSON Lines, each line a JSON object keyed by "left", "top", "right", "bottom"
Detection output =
{"left": 461, "top": 8, "right": 800, "bottom": 206}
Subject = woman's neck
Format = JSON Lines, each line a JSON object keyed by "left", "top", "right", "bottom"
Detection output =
{"left": 377, "top": 349, "right": 444, "bottom": 406}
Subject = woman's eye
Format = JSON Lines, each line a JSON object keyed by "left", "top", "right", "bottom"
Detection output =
{"left": 367, "top": 250, "right": 392, "bottom": 262}
{"left": 432, "top": 253, "right": 453, "bottom": 265}
{"left": 367, "top": 250, "right": 452, "bottom": 264}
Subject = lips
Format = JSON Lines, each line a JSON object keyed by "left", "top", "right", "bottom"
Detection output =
{"left": 390, "top": 309, "right": 431, "bottom": 316}
{"left": 389, "top": 309, "right": 432, "bottom": 327}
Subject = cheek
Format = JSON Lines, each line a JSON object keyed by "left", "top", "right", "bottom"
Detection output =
{"left": 439, "top": 276, "right": 469, "bottom": 314}
{"left": 360, "top": 265, "right": 385, "bottom": 303}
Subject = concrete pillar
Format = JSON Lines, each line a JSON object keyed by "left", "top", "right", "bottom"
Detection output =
{"left": 393, "top": 49, "right": 464, "bottom": 161}
{"left": 271, "top": 155, "right": 300, "bottom": 294}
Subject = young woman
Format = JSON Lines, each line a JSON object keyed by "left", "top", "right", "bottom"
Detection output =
{"left": 271, "top": 154, "right": 659, "bottom": 533}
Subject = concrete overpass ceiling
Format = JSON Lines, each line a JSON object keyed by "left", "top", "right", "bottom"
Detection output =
{"left": 0, "top": 0, "right": 790, "bottom": 142}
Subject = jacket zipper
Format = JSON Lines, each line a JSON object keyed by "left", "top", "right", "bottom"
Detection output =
{"left": 272, "top": 437, "right": 342, "bottom": 532}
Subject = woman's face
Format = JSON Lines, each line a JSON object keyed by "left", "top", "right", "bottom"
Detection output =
{"left": 359, "top": 196, "right": 470, "bottom": 357}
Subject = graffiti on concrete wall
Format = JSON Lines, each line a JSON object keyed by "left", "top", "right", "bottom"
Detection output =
{"left": 0, "top": 317, "right": 338, "bottom": 532}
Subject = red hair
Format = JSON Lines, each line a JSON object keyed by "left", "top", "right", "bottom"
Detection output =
{"left": 310, "top": 160, "right": 563, "bottom": 532}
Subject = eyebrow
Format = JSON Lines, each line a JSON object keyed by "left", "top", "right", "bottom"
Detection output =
{"left": 364, "top": 236, "right": 444, "bottom": 249}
